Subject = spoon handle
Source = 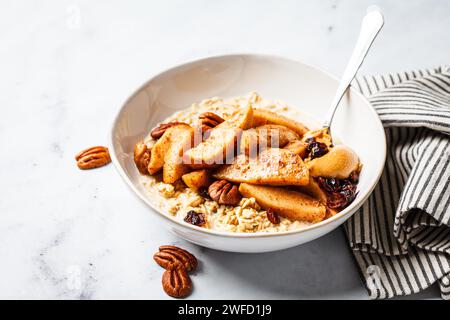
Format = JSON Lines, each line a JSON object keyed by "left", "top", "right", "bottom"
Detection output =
{"left": 323, "top": 9, "right": 384, "bottom": 130}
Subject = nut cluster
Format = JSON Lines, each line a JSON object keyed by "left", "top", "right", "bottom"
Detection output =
{"left": 199, "top": 112, "right": 224, "bottom": 133}
{"left": 75, "top": 146, "right": 111, "bottom": 170}
{"left": 150, "top": 121, "right": 187, "bottom": 140}
{"left": 153, "top": 245, "right": 197, "bottom": 298}
{"left": 208, "top": 180, "right": 242, "bottom": 205}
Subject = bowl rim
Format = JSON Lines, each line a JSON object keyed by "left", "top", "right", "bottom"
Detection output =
{"left": 109, "top": 53, "right": 387, "bottom": 239}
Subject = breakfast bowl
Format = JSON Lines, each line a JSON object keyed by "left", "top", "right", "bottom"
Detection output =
{"left": 110, "top": 54, "right": 386, "bottom": 253}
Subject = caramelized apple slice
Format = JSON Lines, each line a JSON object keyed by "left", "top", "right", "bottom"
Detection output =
{"left": 213, "top": 148, "right": 309, "bottom": 186}
{"left": 252, "top": 109, "right": 309, "bottom": 136}
{"left": 217, "top": 104, "right": 253, "bottom": 129}
{"left": 307, "top": 145, "right": 359, "bottom": 179}
{"left": 184, "top": 127, "right": 241, "bottom": 169}
{"left": 239, "top": 183, "right": 326, "bottom": 223}
{"left": 163, "top": 126, "right": 195, "bottom": 184}
{"left": 184, "top": 105, "right": 253, "bottom": 168}
{"left": 295, "top": 178, "right": 327, "bottom": 203}
{"left": 283, "top": 140, "right": 308, "bottom": 158}
{"left": 181, "top": 170, "right": 211, "bottom": 191}
{"left": 240, "top": 124, "right": 299, "bottom": 156}
{"left": 295, "top": 178, "right": 339, "bottom": 218}
{"left": 147, "top": 123, "right": 192, "bottom": 175}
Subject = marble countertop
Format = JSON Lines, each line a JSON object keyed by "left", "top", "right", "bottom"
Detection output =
{"left": 1, "top": 0, "right": 448, "bottom": 299}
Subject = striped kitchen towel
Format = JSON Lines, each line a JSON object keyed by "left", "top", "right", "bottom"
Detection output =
{"left": 345, "top": 66, "right": 450, "bottom": 299}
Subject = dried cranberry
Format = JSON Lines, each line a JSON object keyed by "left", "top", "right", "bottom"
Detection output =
{"left": 341, "top": 183, "right": 357, "bottom": 202}
{"left": 184, "top": 210, "right": 205, "bottom": 226}
{"left": 310, "top": 142, "right": 328, "bottom": 159}
{"left": 349, "top": 171, "right": 360, "bottom": 183}
{"left": 198, "top": 187, "right": 211, "bottom": 199}
{"left": 327, "top": 182, "right": 357, "bottom": 209}
{"left": 305, "top": 137, "right": 328, "bottom": 159}
{"left": 339, "top": 179, "right": 352, "bottom": 190}
{"left": 327, "top": 192, "right": 348, "bottom": 209}
{"left": 266, "top": 209, "right": 280, "bottom": 224}
{"left": 318, "top": 177, "right": 341, "bottom": 193}
{"left": 305, "top": 137, "right": 316, "bottom": 149}
{"left": 317, "top": 176, "right": 358, "bottom": 210}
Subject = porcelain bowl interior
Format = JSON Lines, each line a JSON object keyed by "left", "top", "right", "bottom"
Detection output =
{"left": 110, "top": 54, "right": 386, "bottom": 253}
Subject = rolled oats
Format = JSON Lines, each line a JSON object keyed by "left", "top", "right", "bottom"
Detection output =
{"left": 140, "top": 92, "right": 313, "bottom": 233}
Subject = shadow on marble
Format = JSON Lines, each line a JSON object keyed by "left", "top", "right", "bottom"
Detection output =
{"left": 201, "top": 228, "right": 365, "bottom": 299}
{"left": 198, "top": 227, "right": 441, "bottom": 300}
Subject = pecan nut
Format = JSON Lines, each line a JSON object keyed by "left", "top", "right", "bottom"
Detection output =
{"left": 154, "top": 245, "right": 198, "bottom": 271}
{"left": 208, "top": 180, "right": 242, "bottom": 205}
{"left": 75, "top": 146, "right": 111, "bottom": 170}
{"left": 150, "top": 122, "right": 187, "bottom": 140}
{"left": 162, "top": 267, "right": 192, "bottom": 298}
{"left": 134, "top": 142, "right": 151, "bottom": 174}
{"left": 199, "top": 112, "right": 224, "bottom": 133}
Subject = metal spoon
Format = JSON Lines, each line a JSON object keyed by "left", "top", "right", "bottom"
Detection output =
{"left": 323, "top": 9, "right": 384, "bottom": 138}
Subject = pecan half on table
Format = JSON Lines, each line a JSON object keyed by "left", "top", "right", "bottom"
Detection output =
{"left": 75, "top": 146, "right": 111, "bottom": 170}
{"left": 153, "top": 245, "right": 198, "bottom": 298}
{"left": 154, "top": 245, "right": 198, "bottom": 272}
{"left": 162, "top": 267, "right": 192, "bottom": 298}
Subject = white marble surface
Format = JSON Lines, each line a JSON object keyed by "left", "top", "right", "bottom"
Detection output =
{"left": 0, "top": 0, "right": 448, "bottom": 299}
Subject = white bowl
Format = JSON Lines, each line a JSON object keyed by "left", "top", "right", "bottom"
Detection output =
{"left": 110, "top": 54, "right": 386, "bottom": 253}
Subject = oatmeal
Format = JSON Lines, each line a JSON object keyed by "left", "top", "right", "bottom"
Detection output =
{"left": 136, "top": 92, "right": 361, "bottom": 233}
